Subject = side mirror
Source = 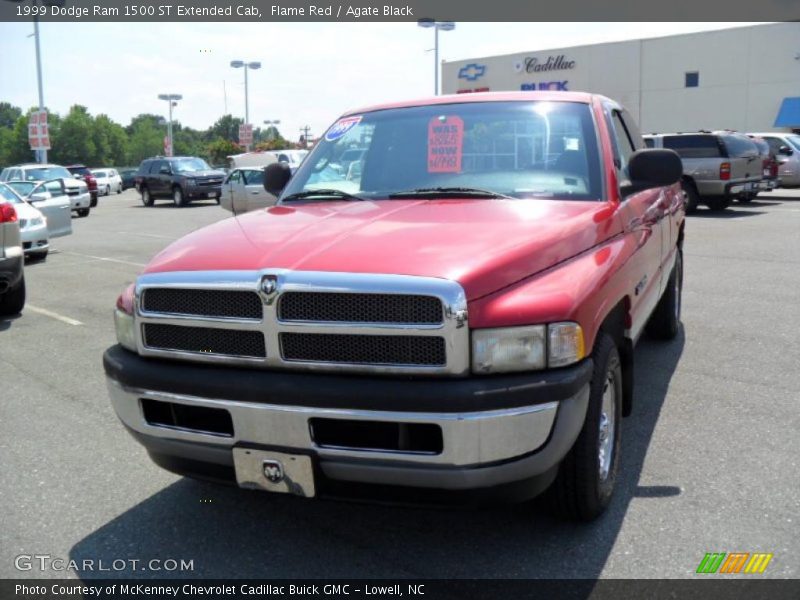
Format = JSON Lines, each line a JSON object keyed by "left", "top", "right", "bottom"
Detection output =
{"left": 622, "top": 149, "right": 683, "bottom": 196}
{"left": 30, "top": 192, "right": 50, "bottom": 202}
{"left": 264, "top": 162, "right": 292, "bottom": 196}
{"left": 778, "top": 145, "right": 793, "bottom": 156}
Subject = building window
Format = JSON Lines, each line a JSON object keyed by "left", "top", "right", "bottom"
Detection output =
{"left": 685, "top": 72, "right": 699, "bottom": 88}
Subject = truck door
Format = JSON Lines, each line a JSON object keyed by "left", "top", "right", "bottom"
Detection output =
{"left": 30, "top": 179, "right": 72, "bottom": 238}
{"left": 607, "top": 106, "right": 668, "bottom": 341}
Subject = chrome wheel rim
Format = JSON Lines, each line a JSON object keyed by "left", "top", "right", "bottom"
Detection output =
{"left": 598, "top": 372, "right": 616, "bottom": 482}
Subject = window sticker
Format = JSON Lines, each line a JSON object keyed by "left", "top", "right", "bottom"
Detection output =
{"left": 427, "top": 115, "right": 464, "bottom": 173}
{"left": 325, "top": 115, "right": 362, "bottom": 141}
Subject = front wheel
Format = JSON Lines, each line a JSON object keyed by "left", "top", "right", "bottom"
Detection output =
{"left": 76, "top": 208, "right": 90, "bottom": 218}
{"left": 117, "top": 184, "right": 122, "bottom": 194}
{"left": 173, "top": 186, "right": 186, "bottom": 207}
{"left": 105, "top": 185, "right": 111, "bottom": 196}
{"left": 141, "top": 187, "right": 154, "bottom": 207}
{"left": 546, "top": 332, "right": 622, "bottom": 521}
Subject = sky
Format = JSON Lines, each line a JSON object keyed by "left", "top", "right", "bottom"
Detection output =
{"left": 0, "top": 21, "right": 766, "bottom": 144}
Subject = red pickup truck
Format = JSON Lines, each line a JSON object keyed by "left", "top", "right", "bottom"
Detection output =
{"left": 104, "top": 92, "right": 685, "bottom": 520}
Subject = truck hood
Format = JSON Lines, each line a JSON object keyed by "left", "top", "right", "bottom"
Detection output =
{"left": 144, "top": 199, "right": 619, "bottom": 300}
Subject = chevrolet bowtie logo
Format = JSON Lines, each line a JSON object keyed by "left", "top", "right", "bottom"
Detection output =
{"left": 458, "top": 63, "right": 486, "bottom": 81}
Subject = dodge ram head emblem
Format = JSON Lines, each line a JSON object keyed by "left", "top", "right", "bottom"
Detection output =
{"left": 259, "top": 275, "right": 279, "bottom": 303}
{"left": 262, "top": 460, "right": 284, "bottom": 483}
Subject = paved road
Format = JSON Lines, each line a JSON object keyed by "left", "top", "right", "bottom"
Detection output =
{"left": 1, "top": 189, "right": 798, "bottom": 579}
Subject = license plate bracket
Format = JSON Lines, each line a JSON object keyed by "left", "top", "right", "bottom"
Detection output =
{"left": 233, "top": 448, "right": 316, "bottom": 497}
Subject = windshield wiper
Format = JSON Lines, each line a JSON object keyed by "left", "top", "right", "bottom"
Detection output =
{"left": 387, "top": 187, "right": 515, "bottom": 200}
{"left": 281, "top": 189, "right": 365, "bottom": 202}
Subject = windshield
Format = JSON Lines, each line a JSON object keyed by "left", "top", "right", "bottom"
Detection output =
{"left": 172, "top": 158, "right": 211, "bottom": 173}
{"left": 6, "top": 181, "right": 36, "bottom": 197}
{"left": 22, "top": 166, "right": 72, "bottom": 181}
{"left": 0, "top": 184, "right": 23, "bottom": 204}
{"left": 282, "top": 101, "right": 602, "bottom": 201}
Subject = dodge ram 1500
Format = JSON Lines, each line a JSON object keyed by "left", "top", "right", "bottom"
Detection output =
{"left": 104, "top": 92, "right": 685, "bottom": 520}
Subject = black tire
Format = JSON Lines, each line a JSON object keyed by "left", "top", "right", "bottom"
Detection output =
{"left": 77, "top": 208, "right": 90, "bottom": 218}
{"left": 141, "top": 187, "right": 154, "bottom": 207}
{"left": 215, "top": 194, "right": 221, "bottom": 205}
{"left": 681, "top": 180, "right": 700, "bottom": 214}
{"left": 172, "top": 186, "right": 187, "bottom": 207}
{"left": 737, "top": 193, "right": 755, "bottom": 203}
{"left": 705, "top": 196, "right": 731, "bottom": 211}
{"left": 105, "top": 185, "right": 111, "bottom": 196}
{"left": 0, "top": 275, "right": 26, "bottom": 317}
{"left": 647, "top": 248, "right": 683, "bottom": 340}
{"left": 546, "top": 332, "right": 623, "bottom": 521}
{"left": 28, "top": 250, "right": 48, "bottom": 262}
{"left": 117, "top": 184, "right": 122, "bottom": 194}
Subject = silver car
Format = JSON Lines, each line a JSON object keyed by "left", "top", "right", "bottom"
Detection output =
{"left": 0, "top": 194, "right": 24, "bottom": 316}
{"left": 748, "top": 132, "right": 800, "bottom": 188}
{"left": 2, "top": 180, "right": 73, "bottom": 260}
{"left": 644, "top": 132, "right": 763, "bottom": 211}
{"left": 219, "top": 168, "right": 277, "bottom": 214}
{"left": 0, "top": 163, "right": 91, "bottom": 216}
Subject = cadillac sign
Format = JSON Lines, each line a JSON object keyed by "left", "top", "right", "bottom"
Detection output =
{"left": 514, "top": 55, "right": 576, "bottom": 74}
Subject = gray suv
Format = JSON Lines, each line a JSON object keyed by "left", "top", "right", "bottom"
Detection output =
{"left": 135, "top": 157, "right": 225, "bottom": 207}
{"left": 644, "top": 132, "right": 763, "bottom": 212}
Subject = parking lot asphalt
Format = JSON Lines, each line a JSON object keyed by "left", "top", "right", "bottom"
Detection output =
{"left": 1, "top": 189, "right": 798, "bottom": 580}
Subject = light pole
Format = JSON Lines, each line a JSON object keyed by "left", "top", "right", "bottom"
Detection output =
{"left": 263, "top": 120, "right": 281, "bottom": 142}
{"left": 157, "top": 94, "right": 182, "bottom": 157}
{"left": 230, "top": 60, "right": 261, "bottom": 126}
{"left": 417, "top": 19, "right": 455, "bottom": 96}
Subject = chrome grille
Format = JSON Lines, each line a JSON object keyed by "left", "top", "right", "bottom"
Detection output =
{"left": 143, "top": 324, "right": 266, "bottom": 358}
{"left": 133, "top": 271, "right": 469, "bottom": 375}
{"left": 280, "top": 333, "right": 446, "bottom": 366}
{"left": 142, "top": 288, "right": 262, "bottom": 320}
{"left": 279, "top": 292, "right": 442, "bottom": 324}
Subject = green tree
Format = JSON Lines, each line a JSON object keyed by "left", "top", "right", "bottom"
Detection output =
{"left": 207, "top": 114, "right": 243, "bottom": 143}
{"left": 51, "top": 105, "right": 96, "bottom": 165}
{"left": 206, "top": 137, "right": 243, "bottom": 165}
{"left": 0, "top": 102, "right": 22, "bottom": 129}
{"left": 126, "top": 113, "right": 164, "bottom": 165}
{"left": 90, "top": 114, "right": 128, "bottom": 166}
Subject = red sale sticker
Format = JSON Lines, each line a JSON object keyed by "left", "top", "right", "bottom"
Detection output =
{"left": 427, "top": 116, "right": 464, "bottom": 173}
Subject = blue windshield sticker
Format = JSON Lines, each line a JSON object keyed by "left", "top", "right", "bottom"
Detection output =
{"left": 325, "top": 116, "right": 362, "bottom": 141}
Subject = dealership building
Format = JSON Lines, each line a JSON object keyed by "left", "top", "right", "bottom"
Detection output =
{"left": 442, "top": 22, "right": 800, "bottom": 134}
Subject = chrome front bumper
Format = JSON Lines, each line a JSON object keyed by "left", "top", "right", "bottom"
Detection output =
{"left": 107, "top": 376, "right": 590, "bottom": 490}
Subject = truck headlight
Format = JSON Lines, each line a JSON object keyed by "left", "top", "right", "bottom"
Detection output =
{"left": 548, "top": 322, "right": 585, "bottom": 367}
{"left": 114, "top": 283, "right": 137, "bottom": 352}
{"left": 471, "top": 322, "right": 585, "bottom": 374}
{"left": 471, "top": 326, "right": 546, "bottom": 373}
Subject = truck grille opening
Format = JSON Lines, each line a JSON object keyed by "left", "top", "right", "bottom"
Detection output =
{"left": 141, "top": 399, "right": 234, "bottom": 437}
{"left": 280, "top": 333, "right": 446, "bottom": 366}
{"left": 278, "top": 292, "right": 443, "bottom": 324}
{"left": 310, "top": 418, "right": 443, "bottom": 454}
{"left": 143, "top": 324, "right": 266, "bottom": 358}
{"left": 142, "top": 288, "right": 262, "bottom": 320}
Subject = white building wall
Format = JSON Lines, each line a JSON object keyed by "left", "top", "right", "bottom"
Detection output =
{"left": 442, "top": 23, "right": 800, "bottom": 133}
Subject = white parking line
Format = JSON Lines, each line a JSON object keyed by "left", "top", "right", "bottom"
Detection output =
{"left": 116, "top": 231, "right": 175, "bottom": 240}
{"left": 59, "top": 251, "right": 146, "bottom": 267}
{"left": 25, "top": 304, "right": 83, "bottom": 326}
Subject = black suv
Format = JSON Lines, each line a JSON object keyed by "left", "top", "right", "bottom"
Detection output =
{"left": 135, "top": 157, "right": 225, "bottom": 207}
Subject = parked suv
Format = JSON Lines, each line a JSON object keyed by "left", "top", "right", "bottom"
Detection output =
{"left": 0, "top": 197, "right": 25, "bottom": 316}
{"left": 66, "top": 164, "right": 99, "bottom": 207}
{"left": 105, "top": 92, "right": 685, "bottom": 521}
{"left": 748, "top": 132, "right": 800, "bottom": 188}
{"left": 644, "top": 132, "right": 762, "bottom": 212}
{"left": 135, "top": 157, "right": 225, "bottom": 207}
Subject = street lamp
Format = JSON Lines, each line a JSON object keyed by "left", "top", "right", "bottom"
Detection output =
{"left": 157, "top": 94, "right": 182, "bottom": 157}
{"left": 263, "top": 119, "right": 281, "bottom": 142}
{"left": 417, "top": 19, "right": 455, "bottom": 96}
{"left": 230, "top": 60, "right": 261, "bottom": 126}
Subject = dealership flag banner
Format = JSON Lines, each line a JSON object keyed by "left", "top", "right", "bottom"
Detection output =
{"left": 28, "top": 110, "right": 51, "bottom": 151}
